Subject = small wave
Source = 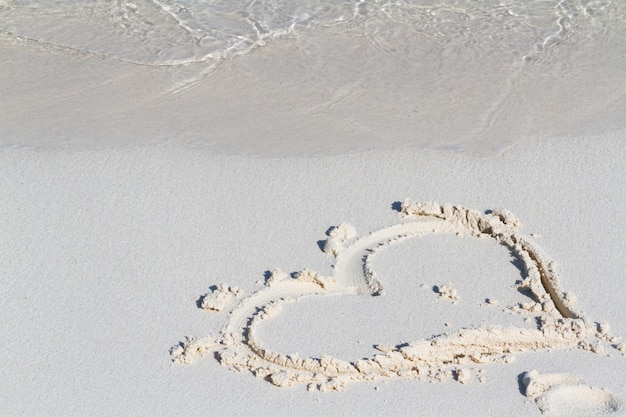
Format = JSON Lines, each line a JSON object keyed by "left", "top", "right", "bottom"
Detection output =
{"left": 1, "top": 0, "right": 623, "bottom": 68}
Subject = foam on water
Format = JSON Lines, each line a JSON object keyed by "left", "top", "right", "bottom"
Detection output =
{"left": 1, "top": 0, "right": 623, "bottom": 66}
{"left": 1, "top": 0, "right": 625, "bottom": 154}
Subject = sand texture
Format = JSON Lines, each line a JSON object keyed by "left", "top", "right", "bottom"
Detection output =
{"left": 172, "top": 201, "right": 620, "bottom": 393}
{"left": 2, "top": 3, "right": 626, "bottom": 414}
{"left": 2, "top": 136, "right": 625, "bottom": 416}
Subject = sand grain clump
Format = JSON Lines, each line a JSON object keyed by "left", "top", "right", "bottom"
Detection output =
{"left": 435, "top": 282, "right": 460, "bottom": 303}
{"left": 199, "top": 283, "right": 242, "bottom": 311}
{"left": 323, "top": 223, "right": 357, "bottom": 256}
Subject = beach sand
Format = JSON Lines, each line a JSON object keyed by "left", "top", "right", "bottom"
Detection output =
{"left": 2, "top": 2, "right": 626, "bottom": 415}
{"left": 2, "top": 134, "right": 625, "bottom": 416}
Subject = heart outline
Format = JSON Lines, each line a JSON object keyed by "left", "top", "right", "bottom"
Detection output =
{"left": 171, "top": 201, "right": 619, "bottom": 391}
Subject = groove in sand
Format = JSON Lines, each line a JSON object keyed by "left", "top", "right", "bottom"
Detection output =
{"left": 171, "top": 200, "right": 620, "bottom": 391}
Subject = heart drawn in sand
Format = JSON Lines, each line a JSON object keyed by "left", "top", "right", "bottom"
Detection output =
{"left": 171, "top": 200, "right": 621, "bottom": 392}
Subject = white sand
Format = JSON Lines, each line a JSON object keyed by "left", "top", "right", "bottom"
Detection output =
{"left": 2, "top": 2, "right": 626, "bottom": 414}
{"left": 2, "top": 134, "right": 625, "bottom": 416}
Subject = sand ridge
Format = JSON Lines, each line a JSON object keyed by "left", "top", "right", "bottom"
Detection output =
{"left": 171, "top": 201, "right": 621, "bottom": 392}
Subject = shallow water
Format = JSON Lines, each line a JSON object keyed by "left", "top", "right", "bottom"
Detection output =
{"left": 1, "top": 0, "right": 625, "bottom": 155}
{"left": 2, "top": 0, "right": 623, "bottom": 67}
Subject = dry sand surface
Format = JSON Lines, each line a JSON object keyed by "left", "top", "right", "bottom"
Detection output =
{"left": 2, "top": 134, "right": 625, "bottom": 416}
